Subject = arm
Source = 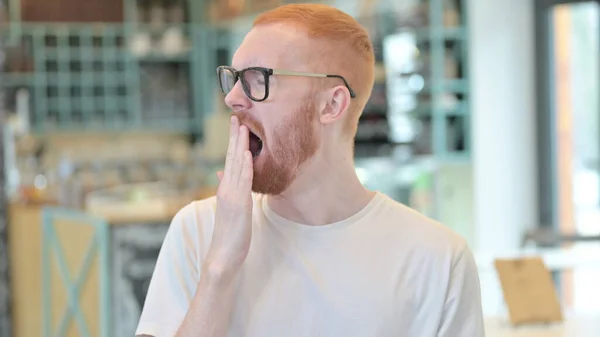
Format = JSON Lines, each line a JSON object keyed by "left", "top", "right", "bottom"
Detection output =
{"left": 136, "top": 275, "right": 239, "bottom": 337}
{"left": 437, "top": 246, "right": 485, "bottom": 337}
{"left": 134, "top": 203, "right": 245, "bottom": 337}
{"left": 175, "top": 115, "right": 255, "bottom": 337}
{"left": 173, "top": 262, "right": 238, "bottom": 336}
{"left": 136, "top": 116, "right": 254, "bottom": 337}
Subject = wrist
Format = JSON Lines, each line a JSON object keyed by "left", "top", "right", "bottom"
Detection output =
{"left": 203, "top": 258, "right": 239, "bottom": 286}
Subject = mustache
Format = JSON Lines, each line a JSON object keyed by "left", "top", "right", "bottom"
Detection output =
{"left": 234, "top": 112, "right": 266, "bottom": 140}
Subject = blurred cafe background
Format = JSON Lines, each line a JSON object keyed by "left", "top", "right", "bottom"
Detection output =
{"left": 0, "top": 0, "right": 599, "bottom": 336}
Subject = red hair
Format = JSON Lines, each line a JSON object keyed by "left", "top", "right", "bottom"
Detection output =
{"left": 253, "top": 3, "right": 375, "bottom": 138}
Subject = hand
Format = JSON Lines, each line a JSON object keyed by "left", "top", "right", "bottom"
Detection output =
{"left": 206, "top": 115, "right": 254, "bottom": 279}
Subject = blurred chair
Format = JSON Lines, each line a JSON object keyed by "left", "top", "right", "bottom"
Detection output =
{"left": 521, "top": 227, "right": 600, "bottom": 247}
{"left": 41, "top": 207, "right": 111, "bottom": 337}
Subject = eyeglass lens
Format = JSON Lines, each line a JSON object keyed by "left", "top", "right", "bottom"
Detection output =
{"left": 219, "top": 68, "right": 267, "bottom": 101}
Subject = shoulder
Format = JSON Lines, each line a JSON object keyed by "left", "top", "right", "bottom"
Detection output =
{"left": 173, "top": 195, "right": 218, "bottom": 223}
{"left": 162, "top": 196, "right": 218, "bottom": 255}
{"left": 170, "top": 196, "right": 218, "bottom": 231}
{"left": 373, "top": 194, "right": 478, "bottom": 290}
{"left": 374, "top": 193, "right": 469, "bottom": 261}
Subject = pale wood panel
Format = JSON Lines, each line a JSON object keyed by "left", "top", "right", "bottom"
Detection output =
{"left": 80, "top": 255, "right": 100, "bottom": 337}
{"left": 8, "top": 204, "right": 43, "bottom": 337}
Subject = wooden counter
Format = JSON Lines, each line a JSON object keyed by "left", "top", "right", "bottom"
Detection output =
{"left": 84, "top": 185, "right": 217, "bottom": 226}
{"left": 86, "top": 197, "right": 190, "bottom": 226}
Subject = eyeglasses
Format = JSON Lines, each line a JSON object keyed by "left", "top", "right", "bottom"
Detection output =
{"left": 216, "top": 65, "right": 356, "bottom": 102}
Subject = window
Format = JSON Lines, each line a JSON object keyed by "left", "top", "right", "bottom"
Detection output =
{"left": 536, "top": 0, "right": 600, "bottom": 234}
{"left": 535, "top": 0, "right": 600, "bottom": 314}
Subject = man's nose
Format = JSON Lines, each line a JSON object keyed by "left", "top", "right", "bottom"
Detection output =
{"left": 224, "top": 80, "right": 251, "bottom": 113}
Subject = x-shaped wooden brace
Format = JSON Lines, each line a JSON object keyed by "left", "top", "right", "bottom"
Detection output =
{"left": 42, "top": 208, "right": 111, "bottom": 337}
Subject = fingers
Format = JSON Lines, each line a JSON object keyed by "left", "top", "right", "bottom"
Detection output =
{"left": 223, "top": 115, "right": 240, "bottom": 182}
{"left": 238, "top": 150, "right": 254, "bottom": 192}
{"left": 234, "top": 124, "right": 249, "bottom": 184}
{"left": 221, "top": 115, "right": 252, "bottom": 191}
{"left": 237, "top": 123, "right": 250, "bottom": 168}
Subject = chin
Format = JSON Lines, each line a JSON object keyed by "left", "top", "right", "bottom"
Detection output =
{"left": 251, "top": 156, "right": 294, "bottom": 196}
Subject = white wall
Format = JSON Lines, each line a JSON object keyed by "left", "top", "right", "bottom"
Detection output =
{"left": 468, "top": 0, "right": 539, "bottom": 316}
{"left": 469, "top": 0, "right": 538, "bottom": 255}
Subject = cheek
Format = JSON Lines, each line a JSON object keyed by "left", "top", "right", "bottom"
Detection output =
{"left": 299, "top": 121, "right": 319, "bottom": 149}
{"left": 262, "top": 111, "right": 294, "bottom": 139}
{"left": 262, "top": 97, "right": 318, "bottom": 149}
{"left": 263, "top": 121, "right": 298, "bottom": 154}
{"left": 253, "top": 105, "right": 282, "bottom": 138}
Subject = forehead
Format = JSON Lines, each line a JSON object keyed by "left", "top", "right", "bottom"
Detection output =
{"left": 231, "top": 23, "right": 314, "bottom": 70}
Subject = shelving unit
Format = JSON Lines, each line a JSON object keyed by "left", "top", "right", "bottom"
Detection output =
{"left": 356, "top": 0, "right": 470, "bottom": 160}
{"left": 2, "top": 0, "right": 471, "bottom": 155}
{"left": 1, "top": 0, "right": 215, "bottom": 135}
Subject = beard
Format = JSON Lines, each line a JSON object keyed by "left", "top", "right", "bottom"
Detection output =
{"left": 236, "top": 98, "right": 318, "bottom": 195}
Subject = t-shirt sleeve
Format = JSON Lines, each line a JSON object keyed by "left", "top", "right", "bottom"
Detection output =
{"left": 135, "top": 203, "right": 203, "bottom": 337}
{"left": 437, "top": 245, "right": 485, "bottom": 337}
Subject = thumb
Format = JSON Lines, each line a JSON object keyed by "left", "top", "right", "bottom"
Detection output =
{"left": 216, "top": 171, "right": 224, "bottom": 183}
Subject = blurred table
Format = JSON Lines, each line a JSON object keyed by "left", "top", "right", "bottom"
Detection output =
{"left": 485, "top": 315, "right": 600, "bottom": 337}
{"left": 475, "top": 246, "right": 600, "bottom": 331}
{"left": 476, "top": 245, "right": 600, "bottom": 272}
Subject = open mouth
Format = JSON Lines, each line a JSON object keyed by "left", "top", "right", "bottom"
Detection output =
{"left": 249, "top": 131, "right": 263, "bottom": 159}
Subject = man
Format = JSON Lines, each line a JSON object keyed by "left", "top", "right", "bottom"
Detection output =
{"left": 136, "top": 4, "right": 484, "bottom": 337}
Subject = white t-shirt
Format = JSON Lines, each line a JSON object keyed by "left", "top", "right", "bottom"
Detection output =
{"left": 136, "top": 192, "right": 485, "bottom": 337}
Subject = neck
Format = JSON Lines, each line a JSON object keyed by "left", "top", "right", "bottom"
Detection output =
{"left": 266, "top": 148, "right": 375, "bottom": 226}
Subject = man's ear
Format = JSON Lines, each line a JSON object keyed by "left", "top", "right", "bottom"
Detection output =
{"left": 319, "top": 85, "right": 351, "bottom": 125}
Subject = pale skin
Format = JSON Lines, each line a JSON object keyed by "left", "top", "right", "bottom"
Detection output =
{"left": 138, "top": 23, "right": 374, "bottom": 337}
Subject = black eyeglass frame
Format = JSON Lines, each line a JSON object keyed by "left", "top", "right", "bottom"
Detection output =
{"left": 216, "top": 65, "right": 357, "bottom": 102}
